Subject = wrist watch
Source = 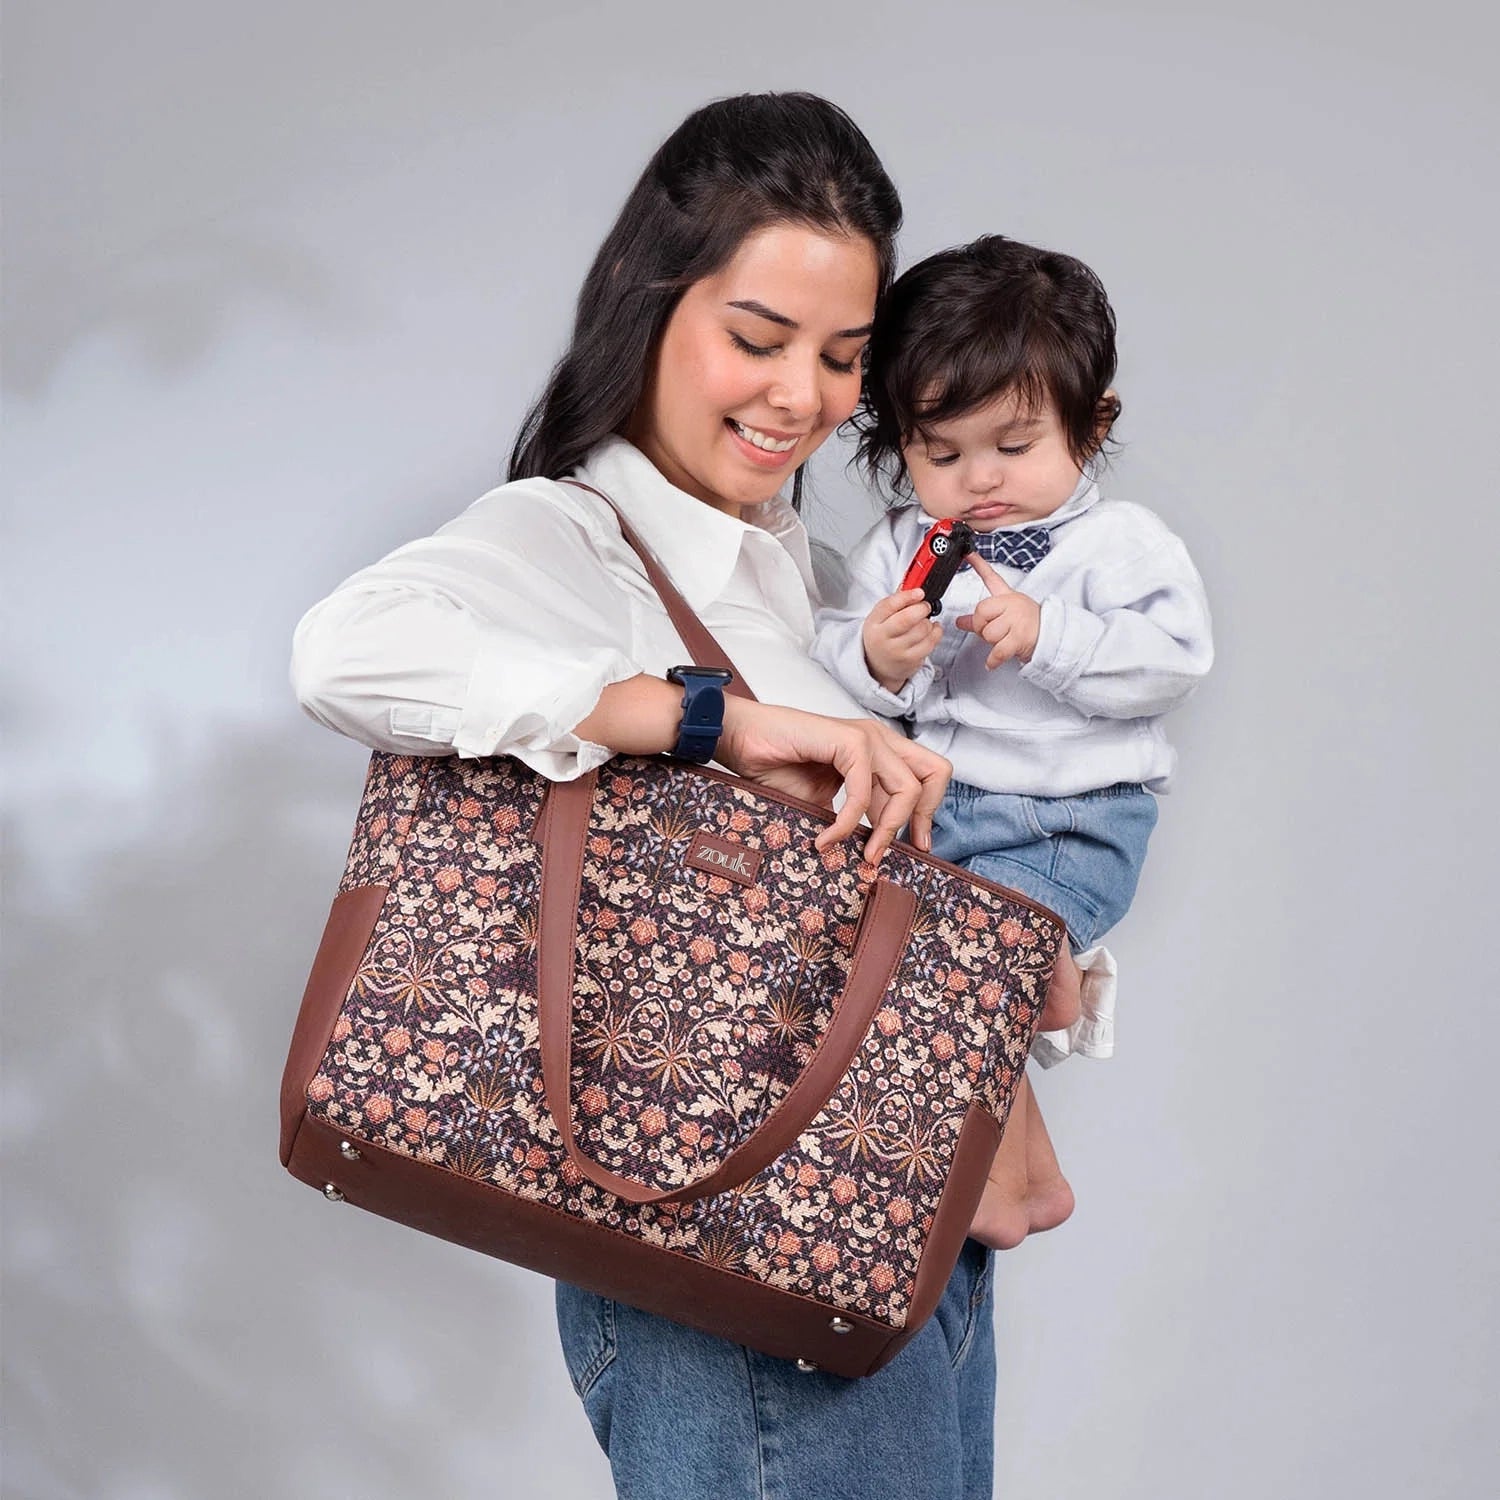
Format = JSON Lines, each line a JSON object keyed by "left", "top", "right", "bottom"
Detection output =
{"left": 665, "top": 666, "right": 734, "bottom": 763}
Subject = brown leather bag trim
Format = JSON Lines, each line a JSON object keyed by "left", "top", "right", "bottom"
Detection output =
{"left": 278, "top": 884, "right": 388, "bottom": 1166}
{"left": 867, "top": 1102, "right": 1003, "bottom": 1374}
{"left": 287, "top": 1113, "right": 990, "bottom": 1379}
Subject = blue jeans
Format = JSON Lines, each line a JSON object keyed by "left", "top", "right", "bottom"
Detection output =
{"left": 555, "top": 1237, "right": 997, "bottom": 1500}
{"left": 930, "top": 781, "right": 1158, "bottom": 949}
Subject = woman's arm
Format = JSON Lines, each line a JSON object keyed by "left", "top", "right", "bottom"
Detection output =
{"left": 575, "top": 673, "right": 950, "bottom": 864}
{"left": 294, "top": 479, "right": 952, "bottom": 862}
{"left": 291, "top": 483, "right": 644, "bottom": 779}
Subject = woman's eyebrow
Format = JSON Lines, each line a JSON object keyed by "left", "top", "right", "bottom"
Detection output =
{"left": 727, "top": 299, "right": 873, "bottom": 339}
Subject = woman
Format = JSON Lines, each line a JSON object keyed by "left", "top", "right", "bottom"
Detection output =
{"left": 293, "top": 91, "right": 1070, "bottom": 1500}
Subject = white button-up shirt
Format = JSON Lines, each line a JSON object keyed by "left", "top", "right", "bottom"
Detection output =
{"left": 291, "top": 436, "right": 867, "bottom": 779}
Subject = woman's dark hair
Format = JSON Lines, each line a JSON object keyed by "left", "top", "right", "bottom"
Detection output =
{"left": 508, "top": 92, "right": 902, "bottom": 501}
{"left": 855, "top": 234, "right": 1122, "bottom": 498}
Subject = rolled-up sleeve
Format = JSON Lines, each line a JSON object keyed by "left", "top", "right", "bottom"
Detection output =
{"left": 1019, "top": 536, "right": 1213, "bottom": 720}
{"left": 290, "top": 484, "right": 644, "bottom": 780}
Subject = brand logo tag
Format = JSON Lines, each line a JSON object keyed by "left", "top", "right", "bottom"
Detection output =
{"left": 685, "top": 831, "right": 762, "bottom": 887}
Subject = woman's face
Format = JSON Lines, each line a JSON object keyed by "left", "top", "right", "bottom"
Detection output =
{"left": 628, "top": 223, "right": 880, "bottom": 516}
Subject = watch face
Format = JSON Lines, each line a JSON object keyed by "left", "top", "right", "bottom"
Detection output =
{"left": 668, "top": 666, "right": 734, "bottom": 685}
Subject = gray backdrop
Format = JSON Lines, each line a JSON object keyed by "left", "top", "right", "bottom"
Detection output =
{"left": 5, "top": 1, "right": 1497, "bottom": 1496}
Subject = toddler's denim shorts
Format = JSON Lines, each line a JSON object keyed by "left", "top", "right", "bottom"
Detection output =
{"left": 930, "top": 781, "right": 1158, "bottom": 949}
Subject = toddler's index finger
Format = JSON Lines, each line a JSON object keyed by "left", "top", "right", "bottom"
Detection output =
{"left": 875, "top": 588, "right": 928, "bottom": 621}
{"left": 966, "top": 551, "right": 1013, "bottom": 596}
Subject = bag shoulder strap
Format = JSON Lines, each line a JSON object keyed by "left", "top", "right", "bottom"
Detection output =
{"left": 561, "top": 478, "right": 757, "bottom": 703}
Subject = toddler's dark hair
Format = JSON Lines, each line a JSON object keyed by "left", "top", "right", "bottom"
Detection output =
{"left": 855, "top": 234, "right": 1121, "bottom": 496}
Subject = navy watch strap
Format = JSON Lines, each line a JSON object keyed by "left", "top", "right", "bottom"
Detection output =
{"left": 665, "top": 666, "right": 733, "bottom": 763}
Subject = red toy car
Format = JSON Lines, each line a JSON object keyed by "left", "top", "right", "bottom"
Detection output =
{"left": 899, "top": 519, "right": 976, "bottom": 616}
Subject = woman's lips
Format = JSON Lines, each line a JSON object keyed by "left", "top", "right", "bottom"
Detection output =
{"left": 725, "top": 418, "right": 802, "bottom": 469}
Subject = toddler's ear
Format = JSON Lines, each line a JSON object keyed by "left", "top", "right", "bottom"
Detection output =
{"left": 1094, "top": 389, "right": 1122, "bottom": 441}
{"left": 1085, "top": 389, "right": 1122, "bottom": 463}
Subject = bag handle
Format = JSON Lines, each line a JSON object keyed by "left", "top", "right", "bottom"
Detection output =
{"left": 536, "top": 770, "right": 916, "bottom": 1204}
{"left": 561, "top": 479, "right": 758, "bottom": 701}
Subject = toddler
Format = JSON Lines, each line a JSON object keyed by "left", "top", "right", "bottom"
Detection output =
{"left": 813, "top": 235, "right": 1213, "bottom": 1247}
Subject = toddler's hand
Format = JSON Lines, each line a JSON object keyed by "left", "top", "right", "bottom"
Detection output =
{"left": 954, "top": 554, "right": 1042, "bottom": 668}
{"left": 862, "top": 588, "right": 943, "bottom": 694}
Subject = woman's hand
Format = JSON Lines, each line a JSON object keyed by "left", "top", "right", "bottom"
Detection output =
{"left": 717, "top": 697, "right": 950, "bottom": 864}
{"left": 573, "top": 674, "right": 950, "bottom": 864}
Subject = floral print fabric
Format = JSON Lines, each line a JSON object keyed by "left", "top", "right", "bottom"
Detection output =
{"left": 309, "top": 753, "right": 1062, "bottom": 1328}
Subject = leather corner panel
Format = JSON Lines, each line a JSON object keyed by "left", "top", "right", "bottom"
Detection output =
{"left": 278, "top": 884, "right": 388, "bottom": 1166}
{"left": 867, "top": 1103, "right": 1001, "bottom": 1375}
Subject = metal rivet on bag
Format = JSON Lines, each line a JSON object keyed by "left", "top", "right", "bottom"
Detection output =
{"left": 339, "top": 1141, "right": 362, "bottom": 1161}
{"left": 795, "top": 1358, "right": 819, "bottom": 1373}
{"left": 829, "top": 1318, "right": 853, "bottom": 1334}
{"left": 322, "top": 1183, "right": 345, "bottom": 1202}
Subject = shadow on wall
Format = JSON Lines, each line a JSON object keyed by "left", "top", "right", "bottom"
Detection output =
{"left": 1, "top": 227, "right": 345, "bottom": 397}
{"left": 2, "top": 728, "right": 601, "bottom": 1500}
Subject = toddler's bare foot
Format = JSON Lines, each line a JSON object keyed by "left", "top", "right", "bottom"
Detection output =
{"left": 1024, "top": 1171, "right": 1076, "bottom": 1235}
{"left": 1040, "top": 948, "right": 1082, "bottom": 1032}
{"left": 970, "top": 1172, "right": 1032, "bottom": 1251}
{"left": 968, "top": 1082, "right": 1032, "bottom": 1250}
{"left": 1021, "top": 1079, "right": 1074, "bottom": 1235}
{"left": 969, "top": 1076, "right": 1079, "bottom": 1249}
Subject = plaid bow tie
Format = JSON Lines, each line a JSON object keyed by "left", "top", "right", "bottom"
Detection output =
{"left": 967, "top": 524, "right": 1053, "bottom": 572}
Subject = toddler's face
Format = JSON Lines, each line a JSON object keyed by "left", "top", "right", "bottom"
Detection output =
{"left": 902, "top": 390, "right": 1086, "bottom": 530}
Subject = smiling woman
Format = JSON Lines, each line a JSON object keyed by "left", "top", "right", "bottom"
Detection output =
{"left": 625, "top": 224, "right": 879, "bottom": 516}
{"left": 297, "top": 94, "right": 949, "bottom": 867}
{"left": 289, "top": 92, "right": 1044, "bottom": 1500}
{"left": 507, "top": 92, "right": 900, "bottom": 507}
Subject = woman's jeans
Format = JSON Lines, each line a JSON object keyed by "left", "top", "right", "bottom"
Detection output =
{"left": 555, "top": 1237, "right": 997, "bottom": 1500}
{"left": 930, "top": 780, "right": 1158, "bottom": 949}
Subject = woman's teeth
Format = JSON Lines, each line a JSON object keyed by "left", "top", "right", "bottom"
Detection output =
{"left": 729, "top": 420, "right": 799, "bottom": 453}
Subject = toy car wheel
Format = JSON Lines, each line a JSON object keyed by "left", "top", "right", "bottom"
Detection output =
{"left": 930, "top": 534, "right": 950, "bottom": 555}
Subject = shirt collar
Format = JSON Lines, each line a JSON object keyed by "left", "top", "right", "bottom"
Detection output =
{"left": 572, "top": 435, "right": 807, "bottom": 614}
